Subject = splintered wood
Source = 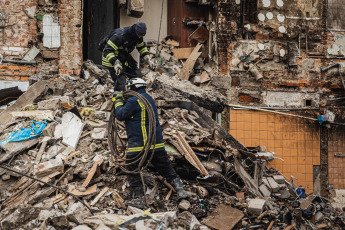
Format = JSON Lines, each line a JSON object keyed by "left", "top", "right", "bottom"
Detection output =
{"left": 70, "top": 184, "right": 98, "bottom": 197}
{"left": 111, "top": 189, "right": 125, "bottom": 209}
{"left": 81, "top": 159, "right": 104, "bottom": 187}
{"left": 179, "top": 43, "right": 203, "bottom": 80}
{"left": 174, "top": 131, "right": 209, "bottom": 177}
{"left": 90, "top": 187, "right": 109, "bottom": 206}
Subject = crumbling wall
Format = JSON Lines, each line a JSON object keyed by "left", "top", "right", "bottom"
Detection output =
{"left": 0, "top": 0, "right": 83, "bottom": 79}
{"left": 217, "top": 0, "right": 345, "bottom": 195}
{"left": 58, "top": 0, "right": 82, "bottom": 75}
{"left": 0, "top": 0, "right": 38, "bottom": 80}
{"left": 217, "top": 0, "right": 240, "bottom": 75}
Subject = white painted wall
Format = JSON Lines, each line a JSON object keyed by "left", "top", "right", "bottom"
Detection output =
{"left": 120, "top": 0, "right": 168, "bottom": 41}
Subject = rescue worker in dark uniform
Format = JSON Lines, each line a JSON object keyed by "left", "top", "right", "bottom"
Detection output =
{"left": 102, "top": 22, "right": 154, "bottom": 94}
{"left": 114, "top": 78, "right": 192, "bottom": 208}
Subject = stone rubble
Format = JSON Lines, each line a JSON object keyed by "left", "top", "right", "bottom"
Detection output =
{"left": 0, "top": 42, "right": 344, "bottom": 230}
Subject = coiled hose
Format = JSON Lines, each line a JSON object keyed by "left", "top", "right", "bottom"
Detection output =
{"left": 107, "top": 90, "right": 157, "bottom": 205}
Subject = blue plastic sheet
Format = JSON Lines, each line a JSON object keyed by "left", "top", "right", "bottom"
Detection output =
{"left": 0, "top": 120, "right": 48, "bottom": 146}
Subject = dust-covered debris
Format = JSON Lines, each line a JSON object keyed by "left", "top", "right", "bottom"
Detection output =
{"left": 0, "top": 41, "right": 344, "bottom": 230}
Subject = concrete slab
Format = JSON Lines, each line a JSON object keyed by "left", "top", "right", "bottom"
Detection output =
{"left": 202, "top": 204, "right": 244, "bottom": 230}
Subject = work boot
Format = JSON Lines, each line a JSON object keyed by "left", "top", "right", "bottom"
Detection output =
{"left": 171, "top": 178, "right": 192, "bottom": 199}
{"left": 125, "top": 187, "right": 145, "bottom": 209}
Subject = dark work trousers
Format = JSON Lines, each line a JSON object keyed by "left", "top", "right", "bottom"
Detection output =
{"left": 108, "top": 67, "right": 142, "bottom": 92}
{"left": 126, "top": 149, "right": 179, "bottom": 188}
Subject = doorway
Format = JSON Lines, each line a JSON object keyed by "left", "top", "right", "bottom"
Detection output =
{"left": 83, "top": 0, "right": 119, "bottom": 65}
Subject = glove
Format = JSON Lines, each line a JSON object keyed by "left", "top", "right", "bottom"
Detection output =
{"left": 144, "top": 55, "right": 155, "bottom": 70}
{"left": 114, "top": 59, "right": 122, "bottom": 75}
{"left": 113, "top": 92, "right": 124, "bottom": 104}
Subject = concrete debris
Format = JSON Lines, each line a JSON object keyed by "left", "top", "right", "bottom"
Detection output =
{"left": 202, "top": 204, "right": 244, "bottom": 230}
{"left": 247, "top": 198, "right": 266, "bottom": 216}
{"left": 0, "top": 47, "right": 344, "bottom": 230}
{"left": 54, "top": 112, "right": 84, "bottom": 148}
{"left": 34, "top": 158, "right": 64, "bottom": 177}
{"left": 178, "top": 199, "right": 191, "bottom": 211}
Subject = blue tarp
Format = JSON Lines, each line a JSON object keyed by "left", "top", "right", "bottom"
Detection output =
{"left": 0, "top": 120, "right": 48, "bottom": 146}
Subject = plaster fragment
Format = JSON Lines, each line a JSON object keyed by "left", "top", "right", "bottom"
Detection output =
{"left": 43, "top": 15, "right": 61, "bottom": 48}
{"left": 277, "top": 0, "right": 284, "bottom": 7}
{"left": 280, "top": 49, "right": 286, "bottom": 57}
{"left": 244, "top": 24, "right": 251, "bottom": 30}
{"left": 263, "top": 0, "right": 271, "bottom": 7}
{"left": 235, "top": 0, "right": 241, "bottom": 4}
{"left": 258, "top": 44, "right": 265, "bottom": 50}
{"left": 266, "top": 12, "right": 273, "bottom": 20}
{"left": 258, "top": 13, "right": 265, "bottom": 22}
{"left": 277, "top": 14, "right": 285, "bottom": 22}
{"left": 278, "top": 26, "right": 286, "bottom": 33}
{"left": 327, "top": 44, "right": 340, "bottom": 55}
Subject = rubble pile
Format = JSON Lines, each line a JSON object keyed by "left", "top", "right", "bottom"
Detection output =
{"left": 0, "top": 43, "right": 344, "bottom": 230}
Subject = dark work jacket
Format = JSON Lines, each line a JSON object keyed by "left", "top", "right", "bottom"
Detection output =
{"left": 102, "top": 25, "right": 149, "bottom": 69}
{"left": 115, "top": 89, "right": 165, "bottom": 154}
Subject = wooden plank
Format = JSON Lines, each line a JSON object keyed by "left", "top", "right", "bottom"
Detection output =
{"left": 202, "top": 204, "right": 244, "bottom": 230}
{"left": 267, "top": 220, "right": 274, "bottom": 230}
{"left": 179, "top": 43, "right": 203, "bottom": 80}
{"left": 64, "top": 151, "right": 81, "bottom": 161}
{"left": 35, "top": 139, "right": 48, "bottom": 164}
{"left": 171, "top": 47, "right": 194, "bottom": 59}
{"left": 165, "top": 189, "right": 173, "bottom": 200}
{"left": 174, "top": 134, "right": 200, "bottom": 170}
{"left": 234, "top": 158, "right": 261, "bottom": 197}
{"left": 90, "top": 187, "right": 109, "bottom": 206}
{"left": 111, "top": 190, "right": 125, "bottom": 209}
{"left": 81, "top": 159, "right": 103, "bottom": 187}
{"left": 177, "top": 131, "right": 209, "bottom": 176}
{"left": 284, "top": 224, "right": 295, "bottom": 230}
{"left": 70, "top": 184, "right": 98, "bottom": 197}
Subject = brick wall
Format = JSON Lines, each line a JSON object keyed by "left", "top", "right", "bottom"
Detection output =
{"left": 58, "top": 0, "right": 83, "bottom": 75}
{"left": 0, "top": 0, "right": 37, "bottom": 58}
{"left": 0, "top": 65, "right": 36, "bottom": 81}
{"left": 0, "top": 0, "right": 38, "bottom": 81}
{"left": 217, "top": 1, "right": 240, "bottom": 76}
{"left": 0, "top": 0, "right": 83, "bottom": 80}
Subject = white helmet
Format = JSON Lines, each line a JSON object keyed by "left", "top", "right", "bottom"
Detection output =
{"left": 126, "top": 78, "right": 146, "bottom": 91}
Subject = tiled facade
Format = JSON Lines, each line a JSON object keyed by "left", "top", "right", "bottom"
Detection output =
{"left": 328, "top": 127, "right": 345, "bottom": 190}
{"left": 229, "top": 109, "right": 320, "bottom": 194}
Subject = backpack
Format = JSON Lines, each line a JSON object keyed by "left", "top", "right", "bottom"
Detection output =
{"left": 98, "top": 28, "right": 119, "bottom": 52}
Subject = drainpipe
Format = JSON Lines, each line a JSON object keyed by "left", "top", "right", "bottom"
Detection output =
{"left": 321, "top": 63, "right": 345, "bottom": 91}
{"left": 0, "top": 54, "right": 37, "bottom": 65}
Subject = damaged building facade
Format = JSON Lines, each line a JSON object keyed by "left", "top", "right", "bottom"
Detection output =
{"left": 0, "top": 0, "right": 345, "bottom": 200}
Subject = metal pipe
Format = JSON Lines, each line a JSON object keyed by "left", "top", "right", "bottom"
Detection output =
{"left": 0, "top": 54, "right": 36, "bottom": 65}
{"left": 0, "top": 164, "right": 95, "bottom": 215}
{"left": 321, "top": 63, "right": 339, "bottom": 72}
{"left": 2, "top": 59, "right": 37, "bottom": 65}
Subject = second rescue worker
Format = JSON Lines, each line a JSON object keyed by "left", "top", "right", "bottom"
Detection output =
{"left": 101, "top": 22, "right": 155, "bottom": 94}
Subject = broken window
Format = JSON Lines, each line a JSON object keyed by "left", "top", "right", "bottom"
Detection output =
{"left": 243, "top": 0, "right": 258, "bottom": 25}
{"left": 327, "top": 0, "right": 345, "bottom": 30}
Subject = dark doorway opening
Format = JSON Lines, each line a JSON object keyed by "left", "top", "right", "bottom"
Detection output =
{"left": 83, "top": 0, "right": 119, "bottom": 65}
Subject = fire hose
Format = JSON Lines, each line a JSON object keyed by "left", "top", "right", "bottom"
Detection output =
{"left": 107, "top": 90, "right": 157, "bottom": 206}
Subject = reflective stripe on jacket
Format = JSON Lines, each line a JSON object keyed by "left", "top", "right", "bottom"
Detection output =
{"left": 115, "top": 89, "right": 164, "bottom": 153}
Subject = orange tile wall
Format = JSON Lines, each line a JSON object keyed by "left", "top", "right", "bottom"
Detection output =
{"left": 328, "top": 128, "right": 345, "bottom": 189}
{"left": 229, "top": 109, "right": 320, "bottom": 194}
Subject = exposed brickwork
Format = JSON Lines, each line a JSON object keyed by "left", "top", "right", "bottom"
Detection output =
{"left": 58, "top": 0, "right": 82, "bottom": 75}
{"left": 217, "top": 1, "right": 240, "bottom": 76}
{"left": 0, "top": 0, "right": 83, "bottom": 80}
{"left": 0, "top": 65, "right": 36, "bottom": 81}
{"left": 0, "top": 0, "right": 37, "bottom": 58}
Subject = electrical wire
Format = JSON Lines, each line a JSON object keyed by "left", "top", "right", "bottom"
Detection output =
{"left": 0, "top": 164, "right": 95, "bottom": 215}
{"left": 107, "top": 90, "right": 157, "bottom": 205}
